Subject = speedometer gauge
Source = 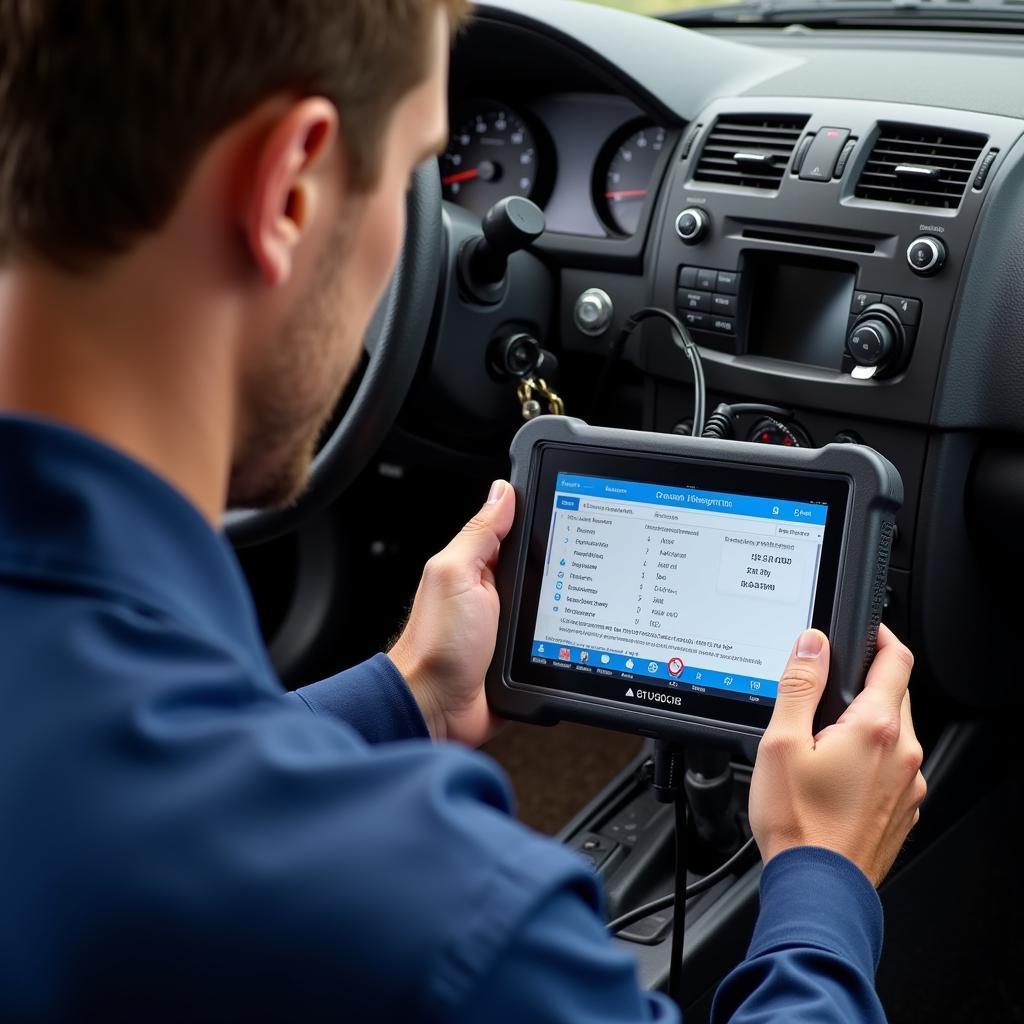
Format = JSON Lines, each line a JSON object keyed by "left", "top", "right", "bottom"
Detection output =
{"left": 440, "top": 103, "right": 540, "bottom": 218}
{"left": 600, "top": 124, "right": 667, "bottom": 236}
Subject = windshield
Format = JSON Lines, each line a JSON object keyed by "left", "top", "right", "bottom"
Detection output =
{"left": 581, "top": 0, "right": 1024, "bottom": 22}
{"left": 584, "top": 0, "right": 733, "bottom": 11}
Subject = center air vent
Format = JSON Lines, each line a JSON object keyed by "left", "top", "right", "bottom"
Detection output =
{"left": 693, "top": 114, "right": 810, "bottom": 190}
{"left": 855, "top": 124, "right": 987, "bottom": 209}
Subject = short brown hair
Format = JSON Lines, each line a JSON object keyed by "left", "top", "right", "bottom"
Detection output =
{"left": 0, "top": 0, "right": 467, "bottom": 270}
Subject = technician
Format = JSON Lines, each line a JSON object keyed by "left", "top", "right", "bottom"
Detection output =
{"left": 0, "top": 2, "right": 925, "bottom": 1021}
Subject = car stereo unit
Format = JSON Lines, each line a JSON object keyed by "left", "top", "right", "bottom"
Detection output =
{"left": 486, "top": 417, "right": 902, "bottom": 750}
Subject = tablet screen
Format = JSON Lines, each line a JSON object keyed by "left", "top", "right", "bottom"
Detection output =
{"left": 509, "top": 447, "right": 849, "bottom": 729}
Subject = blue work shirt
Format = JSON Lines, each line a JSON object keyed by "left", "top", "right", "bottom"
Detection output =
{"left": 0, "top": 415, "right": 887, "bottom": 1023}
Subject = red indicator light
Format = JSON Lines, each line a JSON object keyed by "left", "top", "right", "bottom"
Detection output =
{"left": 827, "top": 130, "right": 840, "bottom": 138}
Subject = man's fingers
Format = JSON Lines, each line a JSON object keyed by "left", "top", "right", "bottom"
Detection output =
{"left": 900, "top": 690, "right": 913, "bottom": 737}
{"left": 840, "top": 624, "right": 914, "bottom": 725}
{"left": 763, "top": 630, "right": 831, "bottom": 742}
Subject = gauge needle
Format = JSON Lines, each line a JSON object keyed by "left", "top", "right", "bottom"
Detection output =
{"left": 442, "top": 168, "right": 480, "bottom": 186}
{"left": 605, "top": 189, "right": 649, "bottom": 199}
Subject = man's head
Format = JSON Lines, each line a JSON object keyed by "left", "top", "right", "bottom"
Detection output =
{"left": 0, "top": 0, "right": 466, "bottom": 510}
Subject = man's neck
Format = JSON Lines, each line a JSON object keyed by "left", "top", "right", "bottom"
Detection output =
{"left": 0, "top": 259, "right": 238, "bottom": 525}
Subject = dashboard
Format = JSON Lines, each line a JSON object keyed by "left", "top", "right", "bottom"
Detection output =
{"left": 441, "top": 95, "right": 670, "bottom": 238}
{"left": 433, "top": 0, "right": 1024, "bottom": 715}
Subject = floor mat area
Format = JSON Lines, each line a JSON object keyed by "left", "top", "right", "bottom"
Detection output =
{"left": 482, "top": 722, "right": 644, "bottom": 835}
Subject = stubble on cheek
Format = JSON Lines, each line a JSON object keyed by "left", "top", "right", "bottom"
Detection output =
{"left": 226, "top": 222, "right": 359, "bottom": 511}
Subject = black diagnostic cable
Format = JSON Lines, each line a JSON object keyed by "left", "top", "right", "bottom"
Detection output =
{"left": 616, "top": 743, "right": 758, "bottom": 1006}
{"left": 590, "top": 310, "right": 807, "bottom": 449}
{"left": 700, "top": 402, "right": 796, "bottom": 442}
{"left": 649, "top": 741, "right": 688, "bottom": 1007}
{"left": 590, "top": 323, "right": 794, "bottom": 1002}
{"left": 606, "top": 834, "right": 758, "bottom": 934}
{"left": 592, "top": 308, "right": 706, "bottom": 436}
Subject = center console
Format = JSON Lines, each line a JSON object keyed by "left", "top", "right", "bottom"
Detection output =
{"left": 644, "top": 96, "right": 1021, "bottom": 421}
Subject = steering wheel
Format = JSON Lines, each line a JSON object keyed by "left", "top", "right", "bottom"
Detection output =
{"left": 225, "top": 161, "right": 442, "bottom": 548}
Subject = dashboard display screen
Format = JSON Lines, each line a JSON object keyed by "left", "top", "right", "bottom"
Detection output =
{"left": 747, "top": 257, "right": 856, "bottom": 370}
{"left": 510, "top": 448, "right": 849, "bottom": 728}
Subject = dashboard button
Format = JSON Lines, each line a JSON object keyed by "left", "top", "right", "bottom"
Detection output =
{"left": 792, "top": 134, "right": 814, "bottom": 175}
{"left": 716, "top": 271, "right": 740, "bottom": 294}
{"left": 675, "top": 208, "right": 710, "bottom": 244}
{"left": 710, "top": 293, "right": 737, "bottom": 317}
{"left": 677, "top": 289, "right": 711, "bottom": 312}
{"left": 710, "top": 316, "right": 735, "bottom": 334}
{"left": 834, "top": 138, "right": 857, "bottom": 179}
{"left": 799, "top": 127, "right": 851, "bottom": 182}
{"left": 883, "top": 294, "right": 922, "bottom": 327}
{"left": 696, "top": 267, "right": 717, "bottom": 291}
{"left": 852, "top": 291, "right": 882, "bottom": 314}
{"left": 680, "top": 310, "right": 708, "bottom": 331}
{"left": 573, "top": 288, "right": 614, "bottom": 336}
{"left": 678, "top": 266, "right": 698, "bottom": 289}
{"left": 907, "top": 236, "right": 946, "bottom": 276}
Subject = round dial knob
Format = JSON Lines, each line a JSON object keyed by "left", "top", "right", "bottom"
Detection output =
{"left": 573, "top": 288, "right": 614, "bottom": 336}
{"left": 848, "top": 319, "right": 896, "bottom": 367}
{"left": 846, "top": 305, "right": 905, "bottom": 375}
{"left": 906, "top": 235, "right": 946, "bottom": 276}
{"left": 675, "top": 207, "right": 710, "bottom": 245}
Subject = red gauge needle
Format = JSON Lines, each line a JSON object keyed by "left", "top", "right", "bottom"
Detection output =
{"left": 605, "top": 189, "right": 649, "bottom": 199}
{"left": 442, "top": 168, "right": 480, "bottom": 186}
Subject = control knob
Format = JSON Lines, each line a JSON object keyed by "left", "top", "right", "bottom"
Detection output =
{"left": 846, "top": 304, "right": 905, "bottom": 379}
{"left": 906, "top": 235, "right": 946, "bottom": 276}
{"left": 573, "top": 288, "right": 614, "bottom": 336}
{"left": 675, "top": 207, "right": 710, "bottom": 245}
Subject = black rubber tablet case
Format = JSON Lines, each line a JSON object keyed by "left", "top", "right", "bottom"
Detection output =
{"left": 486, "top": 417, "right": 903, "bottom": 757}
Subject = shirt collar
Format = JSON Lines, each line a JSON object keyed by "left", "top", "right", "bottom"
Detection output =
{"left": 0, "top": 415, "right": 269, "bottom": 668}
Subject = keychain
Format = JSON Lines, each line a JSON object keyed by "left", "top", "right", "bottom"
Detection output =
{"left": 516, "top": 376, "right": 565, "bottom": 419}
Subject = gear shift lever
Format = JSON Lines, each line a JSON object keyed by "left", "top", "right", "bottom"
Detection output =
{"left": 458, "top": 195, "right": 545, "bottom": 304}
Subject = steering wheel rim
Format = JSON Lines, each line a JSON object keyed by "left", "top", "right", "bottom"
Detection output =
{"left": 225, "top": 161, "right": 443, "bottom": 548}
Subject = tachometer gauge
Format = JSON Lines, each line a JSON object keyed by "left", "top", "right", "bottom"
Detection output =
{"left": 441, "top": 104, "right": 539, "bottom": 218}
{"left": 600, "top": 124, "right": 667, "bottom": 236}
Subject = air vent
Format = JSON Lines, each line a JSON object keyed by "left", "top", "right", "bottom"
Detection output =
{"left": 693, "top": 114, "right": 810, "bottom": 190}
{"left": 855, "top": 124, "right": 987, "bottom": 209}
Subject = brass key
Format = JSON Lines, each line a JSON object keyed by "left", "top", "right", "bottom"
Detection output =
{"left": 517, "top": 376, "right": 565, "bottom": 419}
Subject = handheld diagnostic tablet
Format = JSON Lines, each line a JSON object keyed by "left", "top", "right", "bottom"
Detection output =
{"left": 486, "top": 417, "right": 903, "bottom": 751}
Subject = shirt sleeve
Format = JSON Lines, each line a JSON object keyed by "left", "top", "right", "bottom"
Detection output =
{"left": 284, "top": 652, "right": 430, "bottom": 744}
{"left": 452, "top": 881, "right": 679, "bottom": 1024}
{"left": 711, "top": 847, "right": 886, "bottom": 1024}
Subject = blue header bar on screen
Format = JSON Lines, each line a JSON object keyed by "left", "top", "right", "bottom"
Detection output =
{"left": 555, "top": 472, "right": 828, "bottom": 526}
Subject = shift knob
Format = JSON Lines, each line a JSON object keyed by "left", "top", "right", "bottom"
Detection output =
{"left": 459, "top": 196, "right": 546, "bottom": 303}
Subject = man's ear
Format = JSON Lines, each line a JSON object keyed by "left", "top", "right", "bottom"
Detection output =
{"left": 243, "top": 97, "right": 339, "bottom": 287}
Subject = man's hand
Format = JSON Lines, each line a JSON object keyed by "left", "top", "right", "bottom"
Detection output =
{"left": 388, "top": 480, "right": 516, "bottom": 746}
{"left": 749, "top": 624, "right": 926, "bottom": 887}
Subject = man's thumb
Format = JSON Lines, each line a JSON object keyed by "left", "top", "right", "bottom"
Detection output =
{"left": 442, "top": 480, "right": 516, "bottom": 565}
{"left": 477, "top": 479, "right": 515, "bottom": 541}
{"left": 767, "top": 629, "right": 830, "bottom": 739}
